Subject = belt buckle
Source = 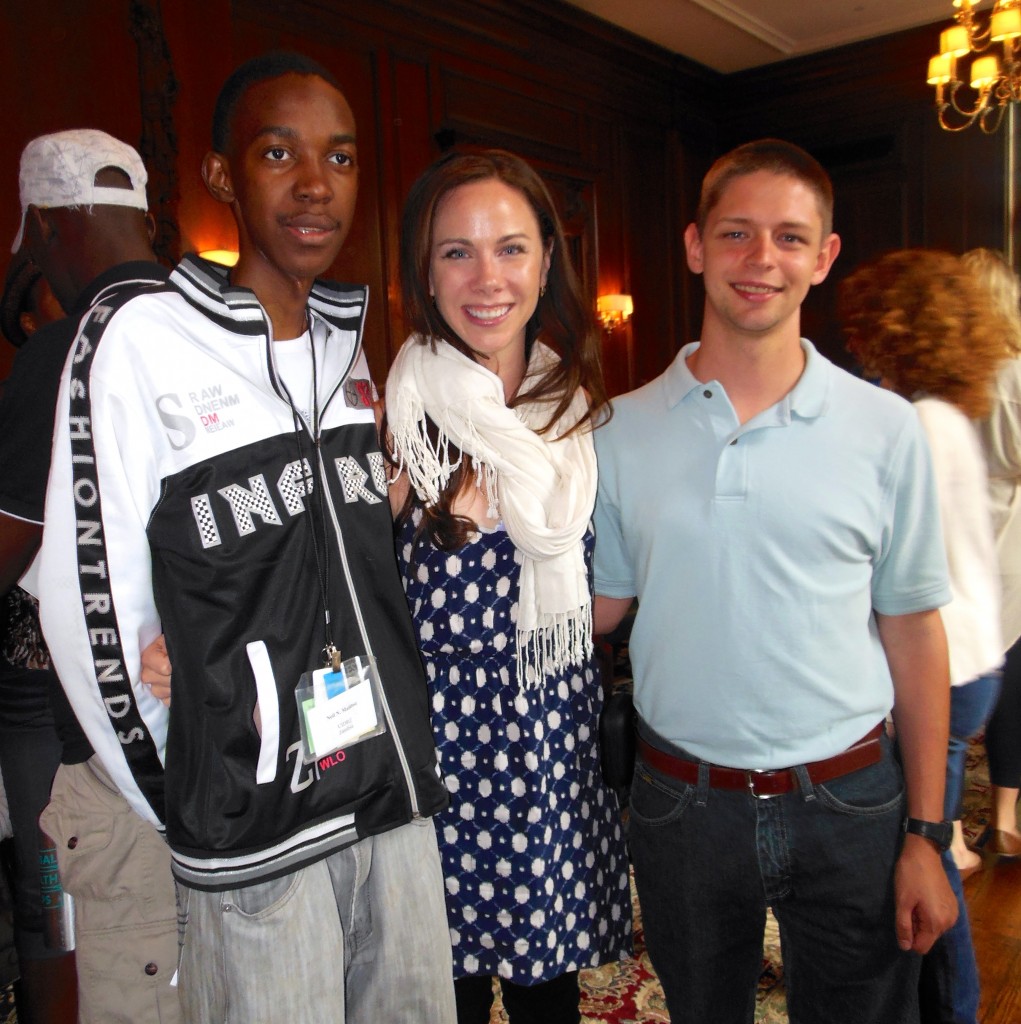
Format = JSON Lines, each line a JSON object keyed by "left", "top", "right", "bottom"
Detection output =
{"left": 745, "top": 769, "right": 781, "bottom": 799}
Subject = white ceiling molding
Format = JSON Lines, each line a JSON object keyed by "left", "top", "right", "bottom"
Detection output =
{"left": 689, "top": 0, "right": 796, "bottom": 56}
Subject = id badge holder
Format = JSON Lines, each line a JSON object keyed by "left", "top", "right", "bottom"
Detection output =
{"left": 295, "top": 654, "right": 387, "bottom": 764}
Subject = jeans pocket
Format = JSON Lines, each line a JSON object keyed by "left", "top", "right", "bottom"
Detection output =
{"left": 629, "top": 763, "right": 694, "bottom": 827}
{"left": 815, "top": 752, "right": 904, "bottom": 818}
{"left": 229, "top": 871, "right": 301, "bottom": 919}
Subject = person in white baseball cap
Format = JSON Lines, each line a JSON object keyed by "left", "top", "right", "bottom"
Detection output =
{"left": 13, "top": 129, "right": 152, "bottom": 315}
{"left": 0, "top": 126, "right": 168, "bottom": 1024}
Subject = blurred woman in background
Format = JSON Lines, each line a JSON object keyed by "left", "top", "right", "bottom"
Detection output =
{"left": 842, "top": 247, "right": 1013, "bottom": 1024}
{"left": 963, "top": 247, "right": 1021, "bottom": 862}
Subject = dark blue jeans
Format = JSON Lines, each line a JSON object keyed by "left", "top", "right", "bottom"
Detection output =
{"left": 946, "top": 674, "right": 1001, "bottom": 821}
{"left": 919, "top": 672, "right": 1001, "bottom": 1024}
{"left": 629, "top": 731, "right": 920, "bottom": 1024}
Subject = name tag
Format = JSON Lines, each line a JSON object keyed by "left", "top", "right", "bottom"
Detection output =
{"left": 296, "top": 655, "right": 386, "bottom": 763}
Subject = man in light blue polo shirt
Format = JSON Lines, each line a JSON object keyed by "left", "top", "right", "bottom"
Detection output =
{"left": 593, "top": 139, "right": 958, "bottom": 1023}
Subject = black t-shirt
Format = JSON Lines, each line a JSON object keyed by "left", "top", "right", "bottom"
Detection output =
{"left": 0, "top": 261, "right": 170, "bottom": 521}
{"left": 0, "top": 261, "right": 169, "bottom": 761}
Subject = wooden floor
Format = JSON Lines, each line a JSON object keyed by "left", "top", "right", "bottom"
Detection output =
{"left": 966, "top": 849, "right": 1021, "bottom": 1023}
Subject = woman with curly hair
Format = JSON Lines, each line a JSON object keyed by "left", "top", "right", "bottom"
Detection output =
{"left": 841, "top": 247, "right": 1013, "bottom": 1024}
{"left": 963, "top": 247, "right": 1021, "bottom": 864}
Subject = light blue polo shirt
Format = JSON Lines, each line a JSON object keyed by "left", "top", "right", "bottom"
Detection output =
{"left": 593, "top": 339, "right": 950, "bottom": 769}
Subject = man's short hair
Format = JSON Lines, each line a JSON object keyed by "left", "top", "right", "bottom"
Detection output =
{"left": 696, "top": 138, "right": 834, "bottom": 238}
{"left": 12, "top": 129, "right": 148, "bottom": 252}
{"left": 212, "top": 51, "right": 341, "bottom": 153}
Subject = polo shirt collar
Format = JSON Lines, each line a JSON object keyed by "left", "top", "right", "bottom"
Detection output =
{"left": 786, "top": 338, "right": 831, "bottom": 420}
{"left": 663, "top": 338, "right": 831, "bottom": 420}
{"left": 662, "top": 342, "right": 705, "bottom": 408}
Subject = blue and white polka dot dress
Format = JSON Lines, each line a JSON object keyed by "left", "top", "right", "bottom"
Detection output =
{"left": 398, "top": 510, "right": 632, "bottom": 984}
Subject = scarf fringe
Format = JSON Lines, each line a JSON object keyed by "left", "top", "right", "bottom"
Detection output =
{"left": 515, "top": 606, "right": 594, "bottom": 693}
{"left": 389, "top": 394, "right": 501, "bottom": 517}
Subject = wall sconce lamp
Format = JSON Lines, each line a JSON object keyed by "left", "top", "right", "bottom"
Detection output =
{"left": 198, "top": 249, "right": 240, "bottom": 267}
{"left": 596, "top": 293, "right": 633, "bottom": 332}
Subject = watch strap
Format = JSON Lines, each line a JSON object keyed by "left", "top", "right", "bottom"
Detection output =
{"left": 903, "top": 817, "right": 952, "bottom": 852}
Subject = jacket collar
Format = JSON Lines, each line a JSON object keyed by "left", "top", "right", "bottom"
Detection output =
{"left": 170, "top": 253, "right": 368, "bottom": 339}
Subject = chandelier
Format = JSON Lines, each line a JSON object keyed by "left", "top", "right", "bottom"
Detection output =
{"left": 927, "top": 0, "right": 1021, "bottom": 132}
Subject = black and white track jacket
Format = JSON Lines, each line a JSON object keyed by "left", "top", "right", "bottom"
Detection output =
{"left": 39, "top": 255, "right": 446, "bottom": 890}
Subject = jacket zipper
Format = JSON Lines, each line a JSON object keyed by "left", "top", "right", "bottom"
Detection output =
{"left": 262, "top": 306, "right": 422, "bottom": 818}
{"left": 315, "top": 441, "right": 421, "bottom": 818}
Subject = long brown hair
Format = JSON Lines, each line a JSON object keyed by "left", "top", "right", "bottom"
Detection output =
{"left": 392, "top": 149, "right": 607, "bottom": 549}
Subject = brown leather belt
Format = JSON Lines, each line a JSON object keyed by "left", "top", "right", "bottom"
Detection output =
{"left": 636, "top": 722, "right": 886, "bottom": 799}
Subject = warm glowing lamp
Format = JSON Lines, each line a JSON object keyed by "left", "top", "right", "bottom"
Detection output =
{"left": 198, "top": 249, "right": 239, "bottom": 267}
{"left": 928, "top": 53, "right": 955, "bottom": 84}
{"left": 970, "top": 54, "right": 1000, "bottom": 88}
{"left": 940, "top": 25, "right": 971, "bottom": 56}
{"left": 596, "top": 294, "right": 633, "bottom": 331}
{"left": 991, "top": 8, "right": 1021, "bottom": 40}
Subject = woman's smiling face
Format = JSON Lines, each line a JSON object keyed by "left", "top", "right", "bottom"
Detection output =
{"left": 428, "top": 177, "right": 550, "bottom": 386}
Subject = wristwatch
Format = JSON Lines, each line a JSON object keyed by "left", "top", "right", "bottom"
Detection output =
{"left": 902, "top": 817, "right": 953, "bottom": 853}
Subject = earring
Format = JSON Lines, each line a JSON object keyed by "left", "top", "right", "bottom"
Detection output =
{"left": 540, "top": 285, "right": 547, "bottom": 298}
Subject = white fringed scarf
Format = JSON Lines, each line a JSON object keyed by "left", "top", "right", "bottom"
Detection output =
{"left": 386, "top": 333, "right": 596, "bottom": 688}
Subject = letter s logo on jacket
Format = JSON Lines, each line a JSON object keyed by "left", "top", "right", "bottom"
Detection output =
{"left": 156, "top": 394, "right": 197, "bottom": 451}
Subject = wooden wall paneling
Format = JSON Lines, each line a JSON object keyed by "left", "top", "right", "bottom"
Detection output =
{"left": 160, "top": 0, "right": 235, "bottom": 260}
{"left": 920, "top": 119, "right": 1005, "bottom": 256}
{"left": 360, "top": 0, "right": 685, "bottom": 124}
{"left": 719, "top": 25, "right": 943, "bottom": 145}
{"left": 618, "top": 121, "right": 686, "bottom": 388}
{"left": 0, "top": 0, "right": 149, "bottom": 376}
{"left": 437, "top": 64, "right": 587, "bottom": 168}
{"left": 381, "top": 54, "right": 437, "bottom": 367}
{"left": 667, "top": 126, "right": 718, "bottom": 359}
{"left": 801, "top": 124, "right": 915, "bottom": 369}
{"left": 131, "top": 0, "right": 181, "bottom": 265}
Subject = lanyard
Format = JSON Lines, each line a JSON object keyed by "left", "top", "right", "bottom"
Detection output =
{"left": 278, "top": 317, "right": 341, "bottom": 671}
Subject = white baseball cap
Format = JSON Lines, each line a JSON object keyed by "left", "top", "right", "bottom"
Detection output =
{"left": 12, "top": 129, "right": 149, "bottom": 252}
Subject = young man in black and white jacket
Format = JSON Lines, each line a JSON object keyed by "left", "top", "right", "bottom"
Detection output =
{"left": 38, "top": 52, "right": 455, "bottom": 1023}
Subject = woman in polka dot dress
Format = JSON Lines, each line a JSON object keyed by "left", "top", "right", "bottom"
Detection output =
{"left": 385, "top": 150, "right": 632, "bottom": 1024}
